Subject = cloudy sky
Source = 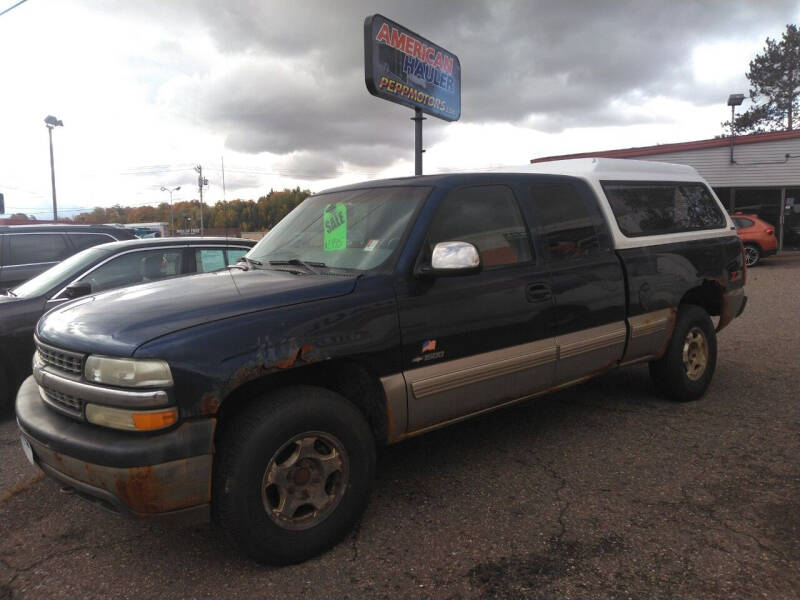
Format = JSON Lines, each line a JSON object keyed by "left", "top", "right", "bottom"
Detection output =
{"left": 1, "top": 0, "right": 798, "bottom": 219}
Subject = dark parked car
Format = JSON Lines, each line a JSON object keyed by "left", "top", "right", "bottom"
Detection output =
{"left": 0, "top": 237, "right": 254, "bottom": 409}
{"left": 16, "top": 159, "right": 746, "bottom": 565}
{"left": 0, "top": 224, "right": 137, "bottom": 291}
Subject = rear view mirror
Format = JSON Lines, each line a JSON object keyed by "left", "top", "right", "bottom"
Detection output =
{"left": 64, "top": 281, "right": 92, "bottom": 299}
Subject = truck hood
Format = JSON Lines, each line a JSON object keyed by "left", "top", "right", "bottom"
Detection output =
{"left": 36, "top": 268, "right": 358, "bottom": 356}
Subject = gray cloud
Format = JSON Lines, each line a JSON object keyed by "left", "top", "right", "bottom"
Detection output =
{"left": 100, "top": 0, "right": 796, "bottom": 177}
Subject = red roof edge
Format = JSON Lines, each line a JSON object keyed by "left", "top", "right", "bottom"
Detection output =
{"left": 531, "top": 129, "right": 800, "bottom": 163}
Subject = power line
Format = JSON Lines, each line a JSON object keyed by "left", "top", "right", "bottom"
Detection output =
{"left": 0, "top": 0, "right": 28, "bottom": 17}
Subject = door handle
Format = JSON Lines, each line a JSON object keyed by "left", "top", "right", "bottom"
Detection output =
{"left": 526, "top": 283, "right": 551, "bottom": 302}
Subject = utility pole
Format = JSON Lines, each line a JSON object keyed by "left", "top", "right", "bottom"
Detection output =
{"left": 194, "top": 164, "right": 208, "bottom": 235}
{"left": 221, "top": 156, "right": 226, "bottom": 202}
{"left": 44, "top": 115, "right": 63, "bottom": 221}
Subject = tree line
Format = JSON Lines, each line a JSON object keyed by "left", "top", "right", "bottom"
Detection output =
{"left": 47, "top": 187, "right": 311, "bottom": 231}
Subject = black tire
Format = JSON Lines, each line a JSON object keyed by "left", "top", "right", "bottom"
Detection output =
{"left": 212, "top": 385, "right": 375, "bottom": 565}
{"left": 649, "top": 304, "right": 717, "bottom": 402}
{"left": 743, "top": 243, "right": 761, "bottom": 267}
{"left": 0, "top": 367, "right": 8, "bottom": 414}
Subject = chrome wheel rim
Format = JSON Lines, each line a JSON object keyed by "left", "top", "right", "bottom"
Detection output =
{"left": 682, "top": 327, "right": 708, "bottom": 381}
{"left": 744, "top": 246, "right": 758, "bottom": 266}
{"left": 261, "top": 431, "right": 349, "bottom": 531}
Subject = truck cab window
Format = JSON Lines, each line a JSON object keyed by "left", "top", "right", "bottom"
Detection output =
{"left": 426, "top": 185, "right": 532, "bottom": 268}
{"left": 530, "top": 183, "right": 602, "bottom": 261}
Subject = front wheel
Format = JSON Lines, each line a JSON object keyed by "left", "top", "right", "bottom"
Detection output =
{"left": 743, "top": 243, "right": 761, "bottom": 267}
{"left": 212, "top": 386, "right": 375, "bottom": 565}
{"left": 0, "top": 367, "right": 8, "bottom": 414}
{"left": 649, "top": 304, "right": 717, "bottom": 402}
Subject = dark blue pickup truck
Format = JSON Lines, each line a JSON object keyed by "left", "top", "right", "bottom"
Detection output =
{"left": 16, "top": 158, "right": 746, "bottom": 564}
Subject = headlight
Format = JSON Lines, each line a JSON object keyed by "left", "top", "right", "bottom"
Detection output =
{"left": 84, "top": 356, "right": 173, "bottom": 388}
{"left": 85, "top": 404, "right": 178, "bottom": 431}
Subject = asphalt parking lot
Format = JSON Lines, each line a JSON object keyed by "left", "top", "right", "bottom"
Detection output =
{"left": 1, "top": 254, "right": 798, "bottom": 600}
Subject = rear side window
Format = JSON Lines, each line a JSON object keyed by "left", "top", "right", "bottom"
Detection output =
{"left": 426, "top": 185, "right": 532, "bottom": 268}
{"left": 226, "top": 247, "right": 249, "bottom": 265}
{"left": 195, "top": 248, "right": 227, "bottom": 273}
{"left": 7, "top": 234, "right": 70, "bottom": 265}
{"left": 733, "top": 217, "right": 754, "bottom": 229}
{"left": 71, "top": 233, "right": 115, "bottom": 251}
{"left": 530, "top": 183, "right": 603, "bottom": 261}
{"left": 602, "top": 182, "right": 726, "bottom": 237}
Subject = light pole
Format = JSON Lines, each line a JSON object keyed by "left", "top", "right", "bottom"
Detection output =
{"left": 160, "top": 185, "right": 181, "bottom": 234}
{"left": 727, "top": 94, "right": 744, "bottom": 164}
{"left": 44, "top": 115, "right": 63, "bottom": 221}
{"left": 194, "top": 165, "right": 208, "bottom": 236}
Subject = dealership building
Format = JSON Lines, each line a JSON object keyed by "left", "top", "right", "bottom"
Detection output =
{"left": 532, "top": 129, "right": 800, "bottom": 250}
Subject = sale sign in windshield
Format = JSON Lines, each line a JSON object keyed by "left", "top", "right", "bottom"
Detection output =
{"left": 364, "top": 14, "right": 461, "bottom": 122}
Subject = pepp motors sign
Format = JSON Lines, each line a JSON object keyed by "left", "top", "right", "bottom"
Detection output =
{"left": 364, "top": 14, "right": 461, "bottom": 122}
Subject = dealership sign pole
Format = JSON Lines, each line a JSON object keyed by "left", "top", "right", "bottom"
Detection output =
{"left": 364, "top": 14, "right": 461, "bottom": 176}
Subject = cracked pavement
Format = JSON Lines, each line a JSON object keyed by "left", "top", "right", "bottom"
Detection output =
{"left": 1, "top": 254, "right": 798, "bottom": 599}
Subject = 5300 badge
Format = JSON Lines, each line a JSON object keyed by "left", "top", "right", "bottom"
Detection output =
{"left": 411, "top": 339, "right": 445, "bottom": 364}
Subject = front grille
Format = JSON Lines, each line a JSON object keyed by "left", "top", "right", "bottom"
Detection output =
{"left": 36, "top": 340, "right": 84, "bottom": 376}
{"left": 40, "top": 385, "right": 84, "bottom": 419}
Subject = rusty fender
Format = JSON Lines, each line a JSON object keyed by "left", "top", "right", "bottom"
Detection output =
{"left": 200, "top": 342, "right": 321, "bottom": 415}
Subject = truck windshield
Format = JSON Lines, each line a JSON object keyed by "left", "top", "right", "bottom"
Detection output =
{"left": 248, "top": 186, "right": 431, "bottom": 271}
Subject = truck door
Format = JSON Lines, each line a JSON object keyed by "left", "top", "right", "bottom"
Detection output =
{"left": 395, "top": 184, "right": 557, "bottom": 433}
{"left": 525, "top": 181, "right": 627, "bottom": 385}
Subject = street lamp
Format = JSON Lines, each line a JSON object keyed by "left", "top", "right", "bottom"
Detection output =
{"left": 44, "top": 115, "right": 63, "bottom": 221}
{"left": 160, "top": 185, "right": 181, "bottom": 234}
{"left": 727, "top": 94, "right": 745, "bottom": 164}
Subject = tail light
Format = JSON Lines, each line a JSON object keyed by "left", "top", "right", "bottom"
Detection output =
{"left": 765, "top": 228, "right": 775, "bottom": 236}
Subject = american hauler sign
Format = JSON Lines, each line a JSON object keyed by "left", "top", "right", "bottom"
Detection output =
{"left": 364, "top": 14, "right": 461, "bottom": 122}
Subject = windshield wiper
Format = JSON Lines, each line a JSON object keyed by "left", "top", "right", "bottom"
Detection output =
{"left": 3, "top": 289, "right": 16, "bottom": 297}
{"left": 268, "top": 258, "right": 326, "bottom": 275}
{"left": 234, "top": 256, "right": 264, "bottom": 270}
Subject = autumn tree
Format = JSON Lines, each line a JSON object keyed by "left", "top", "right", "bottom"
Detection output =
{"left": 68, "top": 188, "right": 310, "bottom": 231}
{"left": 734, "top": 24, "right": 800, "bottom": 133}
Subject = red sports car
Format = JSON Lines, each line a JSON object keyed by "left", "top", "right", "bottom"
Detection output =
{"left": 731, "top": 213, "right": 778, "bottom": 266}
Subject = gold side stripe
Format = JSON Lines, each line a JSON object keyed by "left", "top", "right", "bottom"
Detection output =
{"left": 558, "top": 328, "right": 627, "bottom": 360}
{"left": 631, "top": 319, "right": 669, "bottom": 338}
{"left": 408, "top": 321, "right": 629, "bottom": 400}
{"left": 411, "top": 347, "right": 557, "bottom": 399}
{"left": 629, "top": 309, "right": 673, "bottom": 339}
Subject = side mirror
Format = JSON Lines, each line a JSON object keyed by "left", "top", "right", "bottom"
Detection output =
{"left": 416, "top": 241, "right": 481, "bottom": 278}
{"left": 64, "top": 281, "right": 92, "bottom": 299}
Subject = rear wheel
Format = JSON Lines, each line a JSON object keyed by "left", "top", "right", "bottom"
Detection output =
{"left": 212, "top": 386, "right": 375, "bottom": 565}
{"left": 649, "top": 304, "right": 717, "bottom": 402}
{"left": 743, "top": 243, "right": 761, "bottom": 267}
{"left": 0, "top": 368, "right": 8, "bottom": 414}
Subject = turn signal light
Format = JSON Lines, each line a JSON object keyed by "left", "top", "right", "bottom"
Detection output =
{"left": 85, "top": 404, "right": 178, "bottom": 431}
{"left": 132, "top": 409, "right": 178, "bottom": 431}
